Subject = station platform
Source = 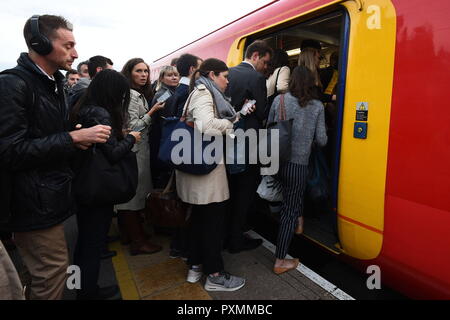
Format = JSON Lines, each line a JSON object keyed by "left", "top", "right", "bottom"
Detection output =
{"left": 6, "top": 215, "right": 354, "bottom": 301}
{"left": 107, "top": 226, "right": 352, "bottom": 301}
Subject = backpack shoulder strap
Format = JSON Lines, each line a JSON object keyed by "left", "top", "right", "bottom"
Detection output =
{"left": 0, "top": 68, "right": 37, "bottom": 111}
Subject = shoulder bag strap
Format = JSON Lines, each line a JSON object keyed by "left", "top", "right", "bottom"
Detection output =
{"left": 278, "top": 94, "right": 286, "bottom": 121}
{"left": 274, "top": 67, "right": 282, "bottom": 93}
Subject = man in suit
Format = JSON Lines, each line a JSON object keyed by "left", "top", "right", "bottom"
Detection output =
{"left": 225, "top": 40, "right": 273, "bottom": 253}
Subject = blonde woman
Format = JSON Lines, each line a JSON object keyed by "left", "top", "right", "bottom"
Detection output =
{"left": 150, "top": 65, "right": 180, "bottom": 188}
{"left": 298, "top": 47, "right": 336, "bottom": 103}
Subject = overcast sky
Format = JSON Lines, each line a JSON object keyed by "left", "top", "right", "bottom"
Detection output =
{"left": 0, "top": 0, "right": 271, "bottom": 71}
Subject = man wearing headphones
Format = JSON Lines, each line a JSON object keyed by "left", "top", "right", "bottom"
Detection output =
{"left": 0, "top": 15, "right": 111, "bottom": 299}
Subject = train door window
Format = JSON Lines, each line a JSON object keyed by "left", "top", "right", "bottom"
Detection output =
{"left": 249, "top": 10, "right": 349, "bottom": 254}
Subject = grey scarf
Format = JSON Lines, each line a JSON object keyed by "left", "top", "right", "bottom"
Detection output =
{"left": 195, "top": 76, "right": 237, "bottom": 122}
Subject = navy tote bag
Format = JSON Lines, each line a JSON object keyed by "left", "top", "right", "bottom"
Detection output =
{"left": 158, "top": 91, "right": 219, "bottom": 175}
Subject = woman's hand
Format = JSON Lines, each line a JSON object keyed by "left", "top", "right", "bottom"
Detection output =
{"left": 147, "top": 102, "right": 165, "bottom": 116}
{"left": 128, "top": 131, "right": 141, "bottom": 143}
{"left": 233, "top": 113, "right": 241, "bottom": 124}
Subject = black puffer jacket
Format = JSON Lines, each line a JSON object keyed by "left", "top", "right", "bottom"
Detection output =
{"left": 0, "top": 53, "right": 76, "bottom": 232}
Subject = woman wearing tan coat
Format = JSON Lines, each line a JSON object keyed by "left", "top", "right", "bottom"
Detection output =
{"left": 176, "top": 58, "right": 254, "bottom": 292}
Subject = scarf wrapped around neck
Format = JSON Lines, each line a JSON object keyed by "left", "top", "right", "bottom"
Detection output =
{"left": 195, "top": 76, "right": 237, "bottom": 122}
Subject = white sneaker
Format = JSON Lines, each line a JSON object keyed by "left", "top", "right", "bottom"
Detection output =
{"left": 187, "top": 266, "right": 202, "bottom": 283}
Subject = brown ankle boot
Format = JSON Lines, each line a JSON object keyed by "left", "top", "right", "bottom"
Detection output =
{"left": 121, "top": 211, "right": 162, "bottom": 255}
{"left": 129, "top": 240, "right": 162, "bottom": 256}
{"left": 117, "top": 212, "right": 131, "bottom": 245}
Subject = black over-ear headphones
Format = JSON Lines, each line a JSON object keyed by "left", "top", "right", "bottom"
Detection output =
{"left": 30, "top": 15, "right": 53, "bottom": 55}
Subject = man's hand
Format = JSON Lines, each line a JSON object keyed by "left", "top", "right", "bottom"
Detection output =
{"left": 70, "top": 124, "right": 112, "bottom": 146}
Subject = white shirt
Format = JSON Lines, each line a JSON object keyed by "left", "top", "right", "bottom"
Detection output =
{"left": 179, "top": 77, "right": 190, "bottom": 86}
{"left": 35, "top": 63, "right": 58, "bottom": 93}
{"left": 35, "top": 63, "right": 55, "bottom": 81}
{"left": 242, "top": 60, "right": 256, "bottom": 70}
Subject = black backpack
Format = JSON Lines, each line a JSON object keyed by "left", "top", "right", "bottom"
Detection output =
{"left": 0, "top": 68, "right": 37, "bottom": 226}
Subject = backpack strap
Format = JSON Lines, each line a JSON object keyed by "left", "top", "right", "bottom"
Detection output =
{"left": 0, "top": 68, "right": 38, "bottom": 127}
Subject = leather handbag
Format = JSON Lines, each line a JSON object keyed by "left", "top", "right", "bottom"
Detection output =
{"left": 158, "top": 90, "right": 219, "bottom": 175}
{"left": 74, "top": 147, "right": 138, "bottom": 206}
{"left": 260, "top": 94, "right": 293, "bottom": 163}
{"left": 145, "top": 173, "right": 189, "bottom": 228}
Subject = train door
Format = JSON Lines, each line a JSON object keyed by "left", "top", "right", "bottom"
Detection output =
{"left": 241, "top": 10, "right": 350, "bottom": 254}
{"left": 227, "top": 0, "right": 397, "bottom": 259}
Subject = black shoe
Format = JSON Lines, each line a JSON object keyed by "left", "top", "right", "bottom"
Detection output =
{"left": 228, "top": 238, "right": 262, "bottom": 254}
{"left": 77, "top": 285, "right": 121, "bottom": 300}
{"left": 97, "top": 285, "right": 121, "bottom": 300}
{"left": 101, "top": 250, "right": 117, "bottom": 260}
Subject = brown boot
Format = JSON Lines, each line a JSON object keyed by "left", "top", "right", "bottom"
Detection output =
{"left": 117, "top": 212, "right": 131, "bottom": 245}
{"left": 120, "top": 211, "right": 162, "bottom": 256}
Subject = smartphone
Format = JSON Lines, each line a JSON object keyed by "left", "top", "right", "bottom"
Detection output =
{"left": 157, "top": 90, "right": 172, "bottom": 103}
{"left": 240, "top": 99, "right": 256, "bottom": 116}
{"left": 133, "top": 124, "right": 146, "bottom": 132}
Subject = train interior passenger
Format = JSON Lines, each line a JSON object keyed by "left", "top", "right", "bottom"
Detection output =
{"left": 250, "top": 10, "right": 347, "bottom": 254}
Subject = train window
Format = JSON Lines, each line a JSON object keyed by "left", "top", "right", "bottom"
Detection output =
{"left": 248, "top": 10, "right": 349, "bottom": 254}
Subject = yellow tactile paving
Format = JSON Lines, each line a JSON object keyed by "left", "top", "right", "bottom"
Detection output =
{"left": 109, "top": 224, "right": 212, "bottom": 300}
{"left": 144, "top": 282, "right": 212, "bottom": 300}
{"left": 133, "top": 258, "right": 188, "bottom": 298}
{"left": 110, "top": 241, "right": 140, "bottom": 300}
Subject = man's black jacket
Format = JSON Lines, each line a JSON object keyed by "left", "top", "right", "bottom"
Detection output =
{"left": 0, "top": 53, "right": 76, "bottom": 232}
{"left": 225, "top": 62, "right": 268, "bottom": 131}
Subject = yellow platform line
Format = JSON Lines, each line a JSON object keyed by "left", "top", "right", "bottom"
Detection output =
{"left": 110, "top": 241, "right": 141, "bottom": 300}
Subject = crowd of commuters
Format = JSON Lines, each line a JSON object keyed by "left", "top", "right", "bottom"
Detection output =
{"left": 0, "top": 14, "right": 333, "bottom": 299}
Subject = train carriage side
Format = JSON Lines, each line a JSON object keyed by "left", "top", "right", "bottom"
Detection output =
{"left": 374, "top": 0, "right": 450, "bottom": 299}
{"left": 150, "top": 0, "right": 450, "bottom": 299}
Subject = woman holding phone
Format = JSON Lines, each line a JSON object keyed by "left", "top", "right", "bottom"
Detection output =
{"left": 117, "top": 58, "right": 164, "bottom": 256}
{"left": 150, "top": 65, "right": 180, "bottom": 188}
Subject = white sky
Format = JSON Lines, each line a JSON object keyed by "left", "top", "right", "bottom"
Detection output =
{"left": 0, "top": 0, "right": 271, "bottom": 71}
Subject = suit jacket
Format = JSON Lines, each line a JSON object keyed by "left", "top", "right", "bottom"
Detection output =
{"left": 225, "top": 62, "right": 267, "bottom": 130}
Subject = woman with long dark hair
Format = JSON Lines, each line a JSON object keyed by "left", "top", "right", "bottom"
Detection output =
{"left": 267, "top": 66, "right": 327, "bottom": 275}
{"left": 117, "top": 58, "right": 164, "bottom": 255}
{"left": 70, "top": 69, "right": 141, "bottom": 299}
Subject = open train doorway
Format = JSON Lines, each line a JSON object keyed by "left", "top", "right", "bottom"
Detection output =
{"left": 249, "top": 9, "right": 350, "bottom": 254}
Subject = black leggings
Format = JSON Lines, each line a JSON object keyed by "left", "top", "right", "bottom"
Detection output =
{"left": 188, "top": 201, "right": 227, "bottom": 275}
{"left": 74, "top": 204, "right": 113, "bottom": 298}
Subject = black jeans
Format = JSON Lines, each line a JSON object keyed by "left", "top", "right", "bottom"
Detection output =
{"left": 188, "top": 201, "right": 227, "bottom": 275}
{"left": 226, "top": 165, "right": 261, "bottom": 247}
{"left": 74, "top": 204, "right": 113, "bottom": 299}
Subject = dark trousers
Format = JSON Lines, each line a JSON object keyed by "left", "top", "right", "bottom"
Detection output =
{"left": 188, "top": 201, "right": 227, "bottom": 275}
{"left": 74, "top": 204, "right": 113, "bottom": 299}
{"left": 170, "top": 227, "right": 189, "bottom": 255}
{"left": 276, "top": 162, "right": 308, "bottom": 259}
{"left": 227, "top": 165, "right": 260, "bottom": 246}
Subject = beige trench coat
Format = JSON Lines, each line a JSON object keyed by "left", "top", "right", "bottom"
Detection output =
{"left": 0, "top": 241, "right": 24, "bottom": 300}
{"left": 176, "top": 84, "right": 234, "bottom": 205}
{"left": 116, "top": 89, "right": 152, "bottom": 211}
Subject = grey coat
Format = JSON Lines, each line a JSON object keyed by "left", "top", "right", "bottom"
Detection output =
{"left": 268, "top": 92, "right": 327, "bottom": 165}
{"left": 115, "top": 89, "right": 152, "bottom": 211}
